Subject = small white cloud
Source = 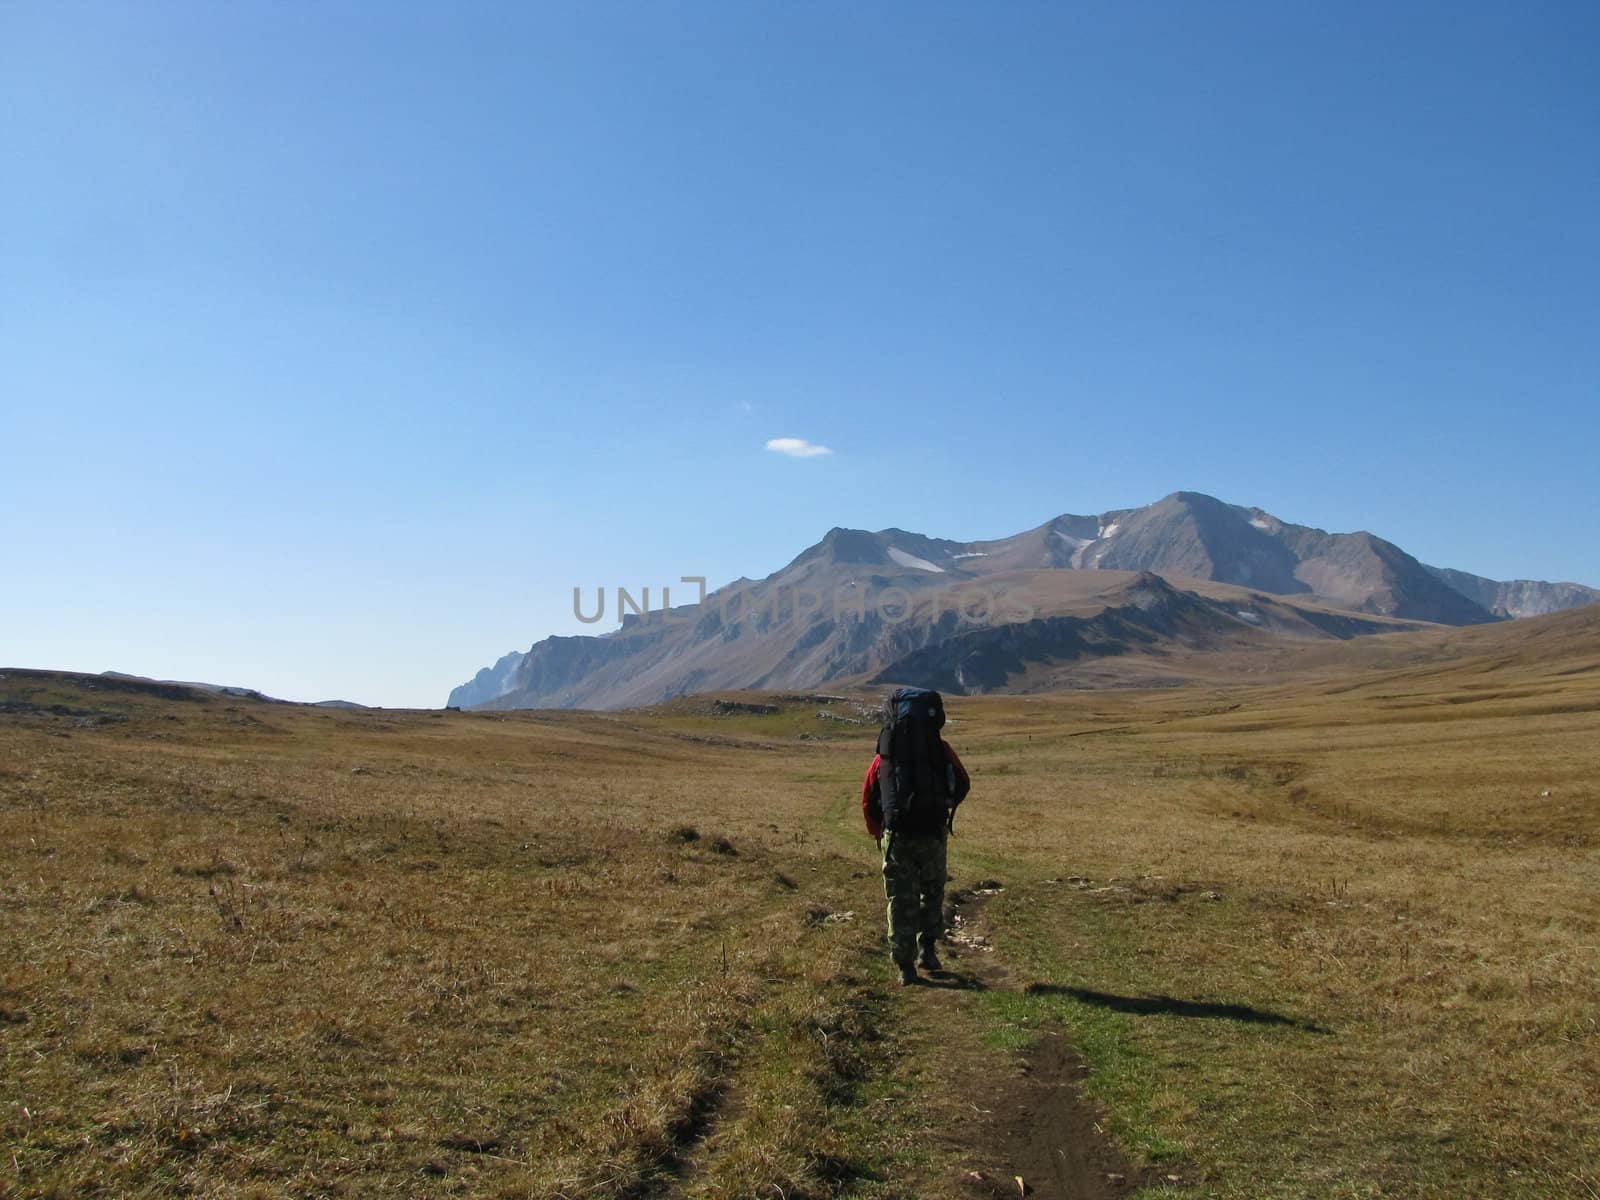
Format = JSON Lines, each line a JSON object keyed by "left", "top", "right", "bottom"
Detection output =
{"left": 765, "top": 437, "right": 833, "bottom": 459}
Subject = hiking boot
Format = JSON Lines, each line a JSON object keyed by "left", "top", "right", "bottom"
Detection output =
{"left": 896, "top": 962, "right": 918, "bottom": 986}
{"left": 917, "top": 948, "right": 942, "bottom": 972}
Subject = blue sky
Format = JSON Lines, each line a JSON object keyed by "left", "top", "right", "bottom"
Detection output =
{"left": 3, "top": 1, "right": 1596, "bottom": 706}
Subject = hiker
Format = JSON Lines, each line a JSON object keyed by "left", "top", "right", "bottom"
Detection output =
{"left": 861, "top": 687, "right": 970, "bottom": 985}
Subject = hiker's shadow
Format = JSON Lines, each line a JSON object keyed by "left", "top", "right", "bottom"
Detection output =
{"left": 919, "top": 969, "right": 989, "bottom": 992}
{"left": 1024, "top": 984, "right": 1331, "bottom": 1034}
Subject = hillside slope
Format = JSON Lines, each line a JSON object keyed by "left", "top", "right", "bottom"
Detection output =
{"left": 484, "top": 570, "right": 1424, "bottom": 709}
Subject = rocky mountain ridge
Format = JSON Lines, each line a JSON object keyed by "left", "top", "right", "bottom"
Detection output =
{"left": 450, "top": 491, "right": 1597, "bottom": 709}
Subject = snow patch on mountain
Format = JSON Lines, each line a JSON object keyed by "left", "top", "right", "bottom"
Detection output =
{"left": 889, "top": 547, "right": 945, "bottom": 573}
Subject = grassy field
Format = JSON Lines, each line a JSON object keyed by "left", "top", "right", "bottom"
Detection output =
{"left": 3, "top": 608, "right": 1598, "bottom": 1198}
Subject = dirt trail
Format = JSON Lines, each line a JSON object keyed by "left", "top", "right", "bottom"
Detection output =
{"left": 908, "top": 885, "right": 1156, "bottom": 1200}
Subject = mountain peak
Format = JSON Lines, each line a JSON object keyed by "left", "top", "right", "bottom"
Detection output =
{"left": 815, "top": 527, "right": 888, "bottom": 564}
{"left": 449, "top": 491, "right": 1596, "bottom": 708}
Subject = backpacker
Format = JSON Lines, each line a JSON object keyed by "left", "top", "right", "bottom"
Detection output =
{"left": 877, "top": 687, "right": 959, "bottom": 835}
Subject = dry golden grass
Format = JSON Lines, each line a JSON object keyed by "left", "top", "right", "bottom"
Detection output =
{"left": 0, "top": 678, "right": 908, "bottom": 1198}
{"left": 926, "top": 610, "right": 1600, "bottom": 1198}
{"left": 2, "top": 607, "right": 1598, "bottom": 1198}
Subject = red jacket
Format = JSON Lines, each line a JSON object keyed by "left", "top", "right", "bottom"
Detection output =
{"left": 862, "top": 741, "right": 969, "bottom": 839}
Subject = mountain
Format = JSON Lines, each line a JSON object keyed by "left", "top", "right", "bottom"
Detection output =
{"left": 859, "top": 571, "right": 1423, "bottom": 696}
{"left": 452, "top": 491, "right": 1596, "bottom": 710}
{"left": 960, "top": 491, "right": 1494, "bottom": 624}
{"left": 1422, "top": 565, "right": 1600, "bottom": 619}
{"left": 476, "top": 568, "right": 1425, "bottom": 710}
{"left": 446, "top": 650, "right": 526, "bottom": 709}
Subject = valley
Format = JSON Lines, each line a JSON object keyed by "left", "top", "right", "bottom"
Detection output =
{"left": 4, "top": 606, "right": 1597, "bottom": 1197}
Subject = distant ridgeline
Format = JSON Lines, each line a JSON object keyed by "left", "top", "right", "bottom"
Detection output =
{"left": 449, "top": 491, "right": 1599, "bottom": 711}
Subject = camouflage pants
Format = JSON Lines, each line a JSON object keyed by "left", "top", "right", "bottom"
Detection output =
{"left": 882, "top": 830, "right": 947, "bottom": 965}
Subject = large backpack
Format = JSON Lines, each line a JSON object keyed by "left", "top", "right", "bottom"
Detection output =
{"left": 877, "top": 687, "right": 956, "bottom": 836}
